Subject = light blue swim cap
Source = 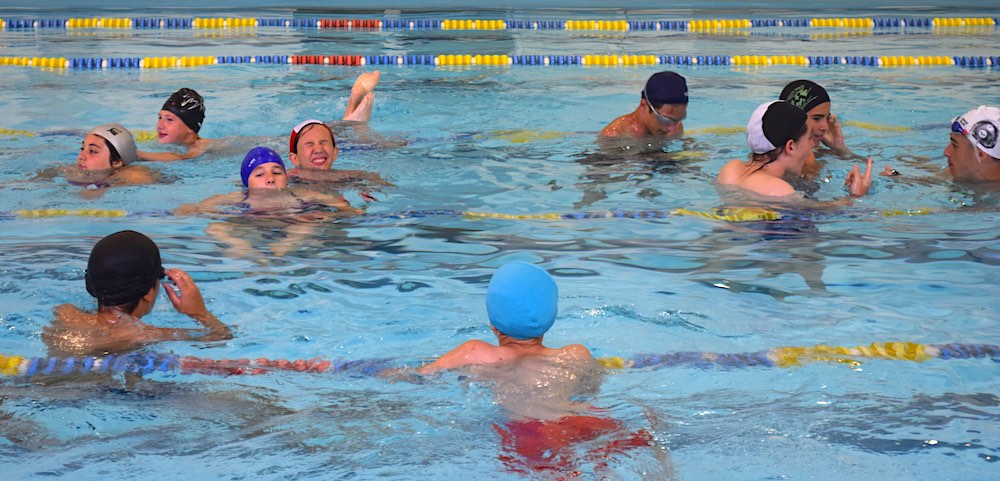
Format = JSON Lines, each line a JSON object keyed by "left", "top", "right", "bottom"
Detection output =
{"left": 486, "top": 262, "right": 558, "bottom": 340}
{"left": 241, "top": 146, "right": 285, "bottom": 187}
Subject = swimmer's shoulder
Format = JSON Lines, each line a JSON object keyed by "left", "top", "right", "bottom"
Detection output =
{"left": 716, "top": 159, "right": 748, "bottom": 185}
{"left": 556, "top": 343, "right": 594, "bottom": 360}
{"left": 52, "top": 303, "right": 93, "bottom": 325}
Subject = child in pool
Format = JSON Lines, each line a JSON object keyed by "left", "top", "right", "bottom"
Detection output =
{"left": 138, "top": 88, "right": 213, "bottom": 161}
{"left": 716, "top": 100, "right": 880, "bottom": 202}
{"left": 175, "top": 146, "right": 362, "bottom": 216}
{"left": 286, "top": 119, "right": 392, "bottom": 195}
{"left": 414, "top": 262, "right": 672, "bottom": 478}
{"left": 28, "top": 123, "right": 159, "bottom": 198}
{"left": 43, "top": 230, "right": 233, "bottom": 357}
{"left": 175, "top": 147, "right": 362, "bottom": 258}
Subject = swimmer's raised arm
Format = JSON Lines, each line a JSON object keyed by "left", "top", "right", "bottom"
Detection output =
{"left": 160, "top": 268, "right": 232, "bottom": 342}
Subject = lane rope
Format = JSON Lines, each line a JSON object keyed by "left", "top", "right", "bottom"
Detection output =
{"left": 1, "top": 342, "right": 995, "bottom": 378}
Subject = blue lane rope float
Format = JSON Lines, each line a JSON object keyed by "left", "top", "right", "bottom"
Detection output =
{"left": 1, "top": 16, "right": 996, "bottom": 31}
{"left": 1, "top": 342, "right": 996, "bottom": 379}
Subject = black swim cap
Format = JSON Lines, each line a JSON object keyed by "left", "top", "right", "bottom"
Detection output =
{"left": 747, "top": 101, "right": 807, "bottom": 154}
{"left": 161, "top": 88, "right": 206, "bottom": 133}
{"left": 85, "top": 230, "right": 165, "bottom": 307}
{"left": 643, "top": 71, "right": 689, "bottom": 105}
{"left": 779, "top": 80, "right": 831, "bottom": 113}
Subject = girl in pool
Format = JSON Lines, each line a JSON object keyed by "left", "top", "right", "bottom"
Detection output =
{"left": 176, "top": 146, "right": 362, "bottom": 216}
{"left": 47, "top": 123, "right": 158, "bottom": 197}
{"left": 717, "top": 100, "right": 874, "bottom": 201}
{"left": 175, "top": 147, "right": 362, "bottom": 258}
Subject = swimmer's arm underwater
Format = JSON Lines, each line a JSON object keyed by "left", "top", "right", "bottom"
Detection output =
{"left": 297, "top": 189, "right": 365, "bottom": 215}
{"left": 137, "top": 148, "right": 202, "bottom": 162}
{"left": 174, "top": 192, "right": 242, "bottom": 216}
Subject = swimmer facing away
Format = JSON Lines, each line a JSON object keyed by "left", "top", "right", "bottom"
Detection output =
{"left": 43, "top": 230, "right": 233, "bottom": 357}
{"left": 414, "top": 262, "right": 671, "bottom": 478}
{"left": 138, "top": 87, "right": 212, "bottom": 162}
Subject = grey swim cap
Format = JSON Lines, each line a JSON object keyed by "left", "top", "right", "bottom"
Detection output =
{"left": 89, "top": 123, "right": 138, "bottom": 166}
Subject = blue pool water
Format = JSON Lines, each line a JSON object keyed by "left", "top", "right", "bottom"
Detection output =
{"left": 1, "top": 3, "right": 998, "bottom": 480}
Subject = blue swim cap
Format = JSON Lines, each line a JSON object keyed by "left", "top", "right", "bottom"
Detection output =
{"left": 486, "top": 262, "right": 558, "bottom": 340}
{"left": 240, "top": 146, "right": 285, "bottom": 187}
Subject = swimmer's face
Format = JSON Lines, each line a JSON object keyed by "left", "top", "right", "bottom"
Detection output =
{"left": 805, "top": 102, "right": 831, "bottom": 147}
{"left": 944, "top": 132, "right": 985, "bottom": 180}
{"left": 643, "top": 101, "right": 686, "bottom": 138}
{"left": 156, "top": 110, "right": 193, "bottom": 144}
{"left": 289, "top": 124, "right": 338, "bottom": 170}
{"left": 247, "top": 163, "right": 288, "bottom": 189}
{"left": 77, "top": 134, "right": 115, "bottom": 170}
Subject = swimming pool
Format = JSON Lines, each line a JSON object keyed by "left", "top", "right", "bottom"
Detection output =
{"left": 1, "top": 2, "right": 998, "bottom": 479}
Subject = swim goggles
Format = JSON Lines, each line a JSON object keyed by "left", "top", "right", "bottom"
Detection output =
{"left": 951, "top": 120, "right": 966, "bottom": 135}
{"left": 642, "top": 89, "right": 683, "bottom": 126}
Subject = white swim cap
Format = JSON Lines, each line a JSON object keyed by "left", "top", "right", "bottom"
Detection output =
{"left": 89, "top": 123, "right": 138, "bottom": 165}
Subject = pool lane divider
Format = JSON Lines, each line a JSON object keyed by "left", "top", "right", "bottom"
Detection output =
{"left": 1, "top": 17, "right": 998, "bottom": 31}
{"left": 1, "top": 342, "right": 996, "bottom": 378}
{"left": 0, "top": 207, "right": 936, "bottom": 223}
{"left": 1, "top": 54, "right": 996, "bottom": 70}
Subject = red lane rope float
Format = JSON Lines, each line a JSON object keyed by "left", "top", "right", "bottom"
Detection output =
{"left": 318, "top": 18, "right": 381, "bottom": 29}
{"left": 290, "top": 55, "right": 363, "bottom": 65}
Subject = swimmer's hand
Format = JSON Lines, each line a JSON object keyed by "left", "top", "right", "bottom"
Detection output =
{"left": 163, "top": 268, "right": 211, "bottom": 319}
{"left": 845, "top": 157, "right": 874, "bottom": 197}
{"left": 823, "top": 114, "right": 852, "bottom": 157}
{"left": 879, "top": 165, "right": 900, "bottom": 177}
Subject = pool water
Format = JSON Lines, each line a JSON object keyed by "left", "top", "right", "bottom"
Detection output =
{"left": 1, "top": 3, "right": 998, "bottom": 480}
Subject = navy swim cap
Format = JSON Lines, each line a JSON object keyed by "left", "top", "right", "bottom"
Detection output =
{"left": 85, "top": 230, "right": 165, "bottom": 307}
{"left": 643, "top": 71, "right": 689, "bottom": 106}
{"left": 240, "top": 147, "right": 286, "bottom": 187}
{"left": 162, "top": 88, "right": 206, "bottom": 133}
{"left": 779, "top": 80, "right": 831, "bottom": 113}
{"left": 486, "top": 262, "right": 558, "bottom": 340}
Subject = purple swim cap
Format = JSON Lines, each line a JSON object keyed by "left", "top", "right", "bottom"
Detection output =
{"left": 240, "top": 147, "right": 286, "bottom": 187}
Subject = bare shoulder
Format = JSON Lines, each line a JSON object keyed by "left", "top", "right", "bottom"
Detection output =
{"left": 558, "top": 343, "right": 594, "bottom": 360}
{"left": 716, "top": 159, "right": 747, "bottom": 185}
{"left": 744, "top": 173, "right": 795, "bottom": 197}
{"left": 599, "top": 114, "right": 633, "bottom": 138}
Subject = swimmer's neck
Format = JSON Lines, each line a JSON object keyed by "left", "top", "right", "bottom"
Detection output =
{"left": 95, "top": 305, "right": 141, "bottom": 324}
{"left": 494, "top": 330, "right": 544, "bottom": 347}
